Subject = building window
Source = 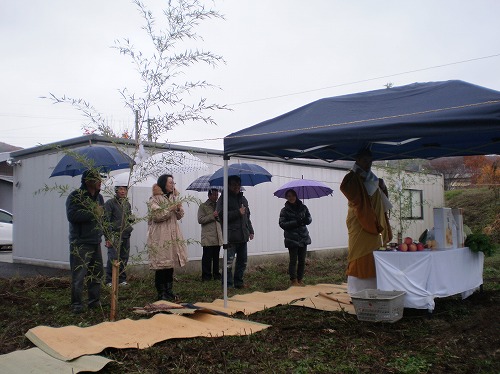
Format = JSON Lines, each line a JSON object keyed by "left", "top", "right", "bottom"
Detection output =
{"left": 402, "top": 189, "right": 423, "bottom": 219}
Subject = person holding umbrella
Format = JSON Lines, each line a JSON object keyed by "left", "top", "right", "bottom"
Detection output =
{"left": 146, "top": 174, "right": 188, "bottom": 301}
{"left": 198, "top": 188, "right": 223, "bottom": 281}
{"left": 216, "top": 175, "right": 254, "bottom": 289}
{"left": 65, "top": 169, "right": 105, "bottom": 314}
{"left": 279, "top": 189, "right": 312, "bottom": 287}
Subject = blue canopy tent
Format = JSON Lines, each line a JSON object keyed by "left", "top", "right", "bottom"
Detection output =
{"left": 218, "top": 80, "right": 500, "bottom": 307}
{"left": 223, "top": 80, "right": 500, "bottom": 161}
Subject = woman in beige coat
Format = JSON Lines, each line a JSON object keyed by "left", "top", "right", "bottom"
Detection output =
{"left": 147, "top": 174, "right": 188, "bottom": 301}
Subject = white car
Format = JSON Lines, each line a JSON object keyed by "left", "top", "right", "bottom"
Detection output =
{"left": 0, "top": 209, "right": 13, "bottom": 250}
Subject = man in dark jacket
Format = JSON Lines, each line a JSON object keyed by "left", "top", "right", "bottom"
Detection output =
{"left": 66, "top": 169, "right": 105, "bottom": 314}
{"left": 216, "top": 175, "right": 254, "bottom": 288}
{"left": 104, "top": 184, "right": 134, "bottom": 287}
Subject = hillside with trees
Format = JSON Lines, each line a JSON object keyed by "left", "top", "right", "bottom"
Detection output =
{"left": 445, "top": 187, "right": 499, "bottom": 245}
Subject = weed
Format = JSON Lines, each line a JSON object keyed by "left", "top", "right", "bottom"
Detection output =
{"left": 387, "top": 354, "right": 431, "bottom": 373}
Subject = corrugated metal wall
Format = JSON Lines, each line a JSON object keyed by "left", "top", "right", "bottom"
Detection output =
{"left": 11, "top": 142, "right": 444, "bottom": 268}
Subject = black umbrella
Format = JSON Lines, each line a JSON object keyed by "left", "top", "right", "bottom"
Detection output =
{"left": 186, "top": 174, "right": 245, "bottom": 192}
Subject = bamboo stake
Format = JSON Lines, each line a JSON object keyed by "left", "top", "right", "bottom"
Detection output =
{"left": 110, "top": 260, "right": 119, "bottom": 321}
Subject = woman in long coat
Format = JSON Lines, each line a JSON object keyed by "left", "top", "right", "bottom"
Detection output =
{"left": 279, "top": 189, "right": 312, "bottom": 286}
{"left": 147, "top": 174, "right": 188, "bottom": 301}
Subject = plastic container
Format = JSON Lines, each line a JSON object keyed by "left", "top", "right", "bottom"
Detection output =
{"left": 350, "top": 289, "right": 405, "bottom": 323}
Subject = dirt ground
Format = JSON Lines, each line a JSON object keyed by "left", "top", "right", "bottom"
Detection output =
{"left": 1, "top": 272, "right": 499, "bottom": 373}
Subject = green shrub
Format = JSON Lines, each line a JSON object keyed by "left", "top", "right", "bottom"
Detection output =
{"left": 465, "top": 233, "right": 497, "bottom": 257}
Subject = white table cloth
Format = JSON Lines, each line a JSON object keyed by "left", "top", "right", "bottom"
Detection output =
{"left": 374, "top": 247, "right": 484, "bottom": 311}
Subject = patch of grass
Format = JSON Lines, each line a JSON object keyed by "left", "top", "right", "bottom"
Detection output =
{"left": 444, "top": 189, "right": 464, "bottom": 200}
{"left": 387, "top": 354, "right": 431, "bottom": 374}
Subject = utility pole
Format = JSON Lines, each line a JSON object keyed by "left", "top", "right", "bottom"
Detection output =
{"left": 147, "top": 118, "right": 153, "bottom": 142}
{"left": 135, "top": 110, "right": 140, "bottom": 142}
{"left": 143, "top": 117, "right": 153, "bottom": 142}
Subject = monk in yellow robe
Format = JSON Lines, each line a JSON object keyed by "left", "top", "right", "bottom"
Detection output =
{"left": 340, "top": 148, "right": 392, "bottom": 294}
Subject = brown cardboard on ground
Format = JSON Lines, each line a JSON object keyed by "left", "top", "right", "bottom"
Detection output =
{"left": 25, "top": 312, "right": 270, "bottom": 361}
{"left": 194, "top": 283, "right": 353, "bottom": 315}
{"left": 22, "top": 283, "right": 351, "bottom": 364}
{"left": 291, "top": 291, "right": 356, "bottom": 313}
{"left": 0, "top": 347, "right": 112, "bottom": 374}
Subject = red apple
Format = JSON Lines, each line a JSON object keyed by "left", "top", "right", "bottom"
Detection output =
{"left": 398, "top": 243, "right": 408, "bottom": 252}
{"left": 404, "top": 237, "right": 413, "bottom": 245}
{"left": 409, "top": 243, "right": 417, "bottom": 252}
{"left": 416, "top": 243, "right": 425, "bottom": 251}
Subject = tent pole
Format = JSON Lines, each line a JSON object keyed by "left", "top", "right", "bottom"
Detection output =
{"left": 223, "top": 157, "right": 229, "bottom": 308}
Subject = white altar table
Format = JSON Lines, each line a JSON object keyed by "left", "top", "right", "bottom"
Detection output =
{"left": 374, "top": 247, "right": 484, "bottom": 311}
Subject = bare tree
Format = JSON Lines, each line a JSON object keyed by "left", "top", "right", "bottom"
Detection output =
{"left": 428, "top": 156, "right": 469, "bottom": 190}
{"left": 43, "top": 0, "right": 228, "bottom": 146}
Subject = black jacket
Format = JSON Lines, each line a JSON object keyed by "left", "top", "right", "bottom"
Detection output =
{"left": 279, "top": 199, "right": 312, "bottom": 248}
{"left": 104, "top": 196, "right": 133, "bottom": 239}
{"left": 216, "top": 191, "right": 254, "bottom": 244}
{"left": 66, "top": 186, "right": 104, "bottom": 245}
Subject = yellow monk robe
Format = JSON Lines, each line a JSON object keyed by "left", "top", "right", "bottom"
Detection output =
{"left": 341, "top": 171, "right": 392, "bottom": 278}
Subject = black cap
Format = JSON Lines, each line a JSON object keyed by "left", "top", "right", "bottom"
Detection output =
{"left": 81, "top": 169, "right": 102, "bottom": 184}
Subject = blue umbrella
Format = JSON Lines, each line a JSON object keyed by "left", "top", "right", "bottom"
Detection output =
{"left": 274, "top": 178, "right": 333, "bottom": 200}
{"left": 209, "top": 163, "right": 272, "bottom": 186}
{"left": 50, "top": 145, "right": 134, "bottom": 177}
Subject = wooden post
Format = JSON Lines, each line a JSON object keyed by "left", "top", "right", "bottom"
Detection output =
{"left": 110, "top": 260, "right": 119, "bottom": 321}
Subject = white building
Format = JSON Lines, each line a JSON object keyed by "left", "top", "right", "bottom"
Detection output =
{"left": 8, "top": 135, "right": 444, "bottom": 269}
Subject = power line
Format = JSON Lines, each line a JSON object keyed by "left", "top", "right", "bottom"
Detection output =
{"left": 228, "top": 53, "right": 500, "bottom": 106}
{"left": 0, "top": 113, "right": 82, "bottom": 120}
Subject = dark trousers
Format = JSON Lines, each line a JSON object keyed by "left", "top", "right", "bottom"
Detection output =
{"left": 223, "top": 242, "right": 248, "bottom": 287}
{"left": 155, "top": 268, "right": 174, "bottom": 291}
{"left": 70, "top": 243, "right": 103, "bottom": 308}
{"left": 201, "top": 245, "right": 221, "bottom": 280}
{"left": 105, "top": 237, "right": 130, "bottom": 284}
{"left": 288, "top": 246, "right": 307, "bottom": 281}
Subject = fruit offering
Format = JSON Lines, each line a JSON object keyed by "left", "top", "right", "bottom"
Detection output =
{"left": 396, "top": 236, "right": 427, "bottom": 252}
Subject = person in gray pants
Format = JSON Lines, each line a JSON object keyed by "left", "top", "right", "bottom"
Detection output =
{"left": 104, "top": 184, "right": 134, "bottom": 287}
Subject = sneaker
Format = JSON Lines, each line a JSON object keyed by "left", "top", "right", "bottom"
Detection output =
{"left": 72, "top": 305, "right": 84, "bottom": 314}
{"left": 119, "top": 281, "right": 129, "bottom": 287}
{"left": 234, "top": 283, "right": 249, "bottom": 289}
{"left": 298, "top": 280, "right": 306, "bottom": 287}
{"left": 290, "top": 279, "right": 300, "bottom": 287}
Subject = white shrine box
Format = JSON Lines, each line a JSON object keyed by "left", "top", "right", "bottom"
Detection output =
{"left": 433, "top": 208, "right": 455, "bottom": 249}
{"left": 452, "top": 208, "right": 465, "bottom": 247}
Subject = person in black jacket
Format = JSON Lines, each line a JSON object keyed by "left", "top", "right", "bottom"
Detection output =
{"left": 66, "top": 169, "right": 105, "bottom": 314}
{"left": 216, "top": 175, "right": 254, "bottom": 289}
{"left": 104, "top": 184, "right": 134, "bottom": 287}
{"left": 279, "top": 189, "right": 312, "bottom": 286}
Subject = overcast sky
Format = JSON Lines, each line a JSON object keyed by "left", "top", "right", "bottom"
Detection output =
{"left": 2, "top": 0, "right": 500, "bottom": 150}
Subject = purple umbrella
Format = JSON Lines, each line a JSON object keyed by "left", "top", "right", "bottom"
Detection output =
{"left": 274, "top": 178, "right": 333, "bottom": 200}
